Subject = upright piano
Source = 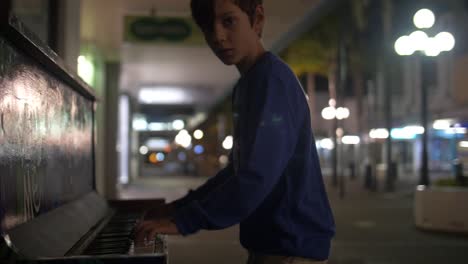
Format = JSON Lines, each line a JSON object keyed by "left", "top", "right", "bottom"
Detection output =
{"left": 0, "top": 2, "right": 167, "bottom": 263}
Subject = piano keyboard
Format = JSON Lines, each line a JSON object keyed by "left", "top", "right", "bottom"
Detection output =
{"left": 83, "top": 212, "right": 167, "bottom": 256}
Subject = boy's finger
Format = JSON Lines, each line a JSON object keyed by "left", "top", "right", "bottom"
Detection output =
{"left": 135, "top": 225, "right": 149, "bottom": 243}
{"left": 149, "top": 229, "right": 159, "bottom": 240}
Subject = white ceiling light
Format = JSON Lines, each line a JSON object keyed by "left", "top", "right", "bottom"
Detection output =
{"left": 148, "top": 122, "right": 169, "bottom": 131}
{"left": 145, "top": 138, "right": 170, "bottom": 150}
{"left": 132, "top": 116, "right": 148, "bottom": 131}
{"left": 172, "top": 119, "right": 185, "bottom": 130}
{"left": 138, "top": 87, "right": 192, "bottom": 104}
{"left": 413, "top": 9, "right": 435, "bottom": 29}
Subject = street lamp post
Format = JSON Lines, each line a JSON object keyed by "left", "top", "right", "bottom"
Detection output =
{"left": 394, "top": 8, "right": 455, "bottom": 186}
{"left": 322, "top": 101, "right": 350, "bottom": 197}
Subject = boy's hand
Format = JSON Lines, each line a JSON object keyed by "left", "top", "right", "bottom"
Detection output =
{"left": 134, "top": 218, "right": 180, "bottom": 244}
{"left": 143, "top": 203, "right": 175, "bottom": 220}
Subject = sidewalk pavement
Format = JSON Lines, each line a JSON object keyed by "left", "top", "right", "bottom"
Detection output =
{"left": 119, "top": 174, "right": 468, "bottom": 264}
{"left": 326, "top": 176, "right": 468, "bottom": 264}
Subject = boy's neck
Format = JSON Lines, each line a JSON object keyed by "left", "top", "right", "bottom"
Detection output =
{"left": 236, "top": 43, "right": 266, "bottom": 76}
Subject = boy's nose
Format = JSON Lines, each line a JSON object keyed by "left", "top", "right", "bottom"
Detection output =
{"left": 212, "top": 24, "right": 227, "bottom": 44}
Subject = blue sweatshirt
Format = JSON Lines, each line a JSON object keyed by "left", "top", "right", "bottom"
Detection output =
{"left": 172, "top": 51, "right": 335, "bottom": 260}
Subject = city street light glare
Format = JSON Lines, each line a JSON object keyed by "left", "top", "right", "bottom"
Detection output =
{"left": 319, "top": 138, "right": 334, "bottom": 150}
{"left": 139, "top": 146, "right": 149, "bottom": 155}
{"left": 146, "top": 138, "right": 170, "bottom": 149}
{"left": 416, "top": 185, "right": 426, "bottom": 191}
{"left": 394, "top": 36, "right": 415, "bottom": 56}
{"left": 391, "top": 128, "right": 416, "bottom": 139}
{"left": 404, "top": 126, "right": 425, "bottom": 135}
{"left": 175, "top": 130, "right": 192, "bottom": 148}
{"left": 148, "top": 122, "right": 168, "bottom": 131}
{"left": 193, "top": 129, "right": 204, "bottom": 139}
{"left": 328, "top": 99, "right": 336, "bottom": 107}
{"left": 413, "top": 9, "right": 435, "bottom": 29}
{"left": 321, "top": 106, "right": 336, "bottom": 120}
{"left": 219, "top": 155, "right": 229, "bottom": 166}
{"left": 460, "top": 141, "right": 468, "bottom": 148}
{"left": 395, "top": 31, "right": 455, "bottom": 57}
{"left": 222, "top": 135, "right": 233, "bottom": 150}
{"left": 336, "top": 107, "right": 350, "bottom": 120}
{"left": 445, "top": 127, "right": 467, "bottom": 135}
{"left": 435, "top": 32, "right": 455, "bottom": 52}
{"left": 132, "top": 117, "right": 148, "bottom": 131}
{"left": 194, "top": 145, "right": 204, "bottom": 154}
{"left": 156, "top": 152, "right": 165, "bottom": 161}
{"left": 433, "top": 119, "right": 454, "bottom": 130}
{"left": 424, "top": 37, "right": 441, "bottom": 57}
{"left": 342, "top": 136, "right": 360, "bottom": 145}
{"left": 410, "top": 31, "right": 429, "bottom": 51}
{"left": 370, "top": 129, "right": 389, "bottom": 139}
{"left": 172, "top": 119, "right": 185, "bottom": 130}
{"left": 389, "top": 126, "right": 424, "bottom": 139}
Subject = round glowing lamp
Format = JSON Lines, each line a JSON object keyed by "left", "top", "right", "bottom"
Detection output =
{"left": 413, "top": 9, "right": 435, "bottom": 29}
{"left": 394, "top": 36, "right": 415, "bottom": 56}
{"left": 435, "top": 32, "right": 455, "bottom": 52}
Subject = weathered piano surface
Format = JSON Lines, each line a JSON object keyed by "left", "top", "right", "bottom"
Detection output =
{"left": 0, "top": 1, "right": 167, "bottom": 263}
{"left": 1, "top": 193, "right": 168, "bottom": 263}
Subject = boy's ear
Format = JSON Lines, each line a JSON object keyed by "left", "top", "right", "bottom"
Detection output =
{"left": 253, "top": 4, "right": 265, "bottom": 38}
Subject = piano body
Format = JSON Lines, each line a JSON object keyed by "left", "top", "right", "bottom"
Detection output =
{"left": 0, "top": 2, "right": 167, "bottom": 263}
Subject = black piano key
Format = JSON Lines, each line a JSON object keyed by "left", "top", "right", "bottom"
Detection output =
{"left": 85, "top": 248, "right": 129, "bottom": 255}
{"left": 92, "top": 237, "right": 131, "bottom": 243}
{"left": 101, "top": 226, "right": 134, "bottom": 233}
{"left": 106, "top": 223, "right": 135, "bottom": 228}
{"left": 97, "top": 232, "right": 131, "bottom": 238}
{"left": 87, "top": 242, "right": 130, "bottom": 250}
{"left": 112, "top": 214, "right": 139, "bottom": 220}
{"left": 83, "top": 211, "right": 168, "bottom": 257}
{"left": 90, "top": 239, "right": 130, "bottom": 246}
{"left": 108, "top": 219, "right": 136, "bottom": 224}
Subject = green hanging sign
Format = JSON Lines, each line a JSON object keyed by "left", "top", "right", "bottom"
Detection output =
{"left": 124, "top": 16, "right": 204, "bottom": 45}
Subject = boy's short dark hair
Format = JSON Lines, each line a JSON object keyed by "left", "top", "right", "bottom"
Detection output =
{"left": 190, "top": 0, "right": 263, "bottom": 32}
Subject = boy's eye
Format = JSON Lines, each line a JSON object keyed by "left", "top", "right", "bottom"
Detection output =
{"left": 222, "top": 17, "right": 236, "bottom": 27}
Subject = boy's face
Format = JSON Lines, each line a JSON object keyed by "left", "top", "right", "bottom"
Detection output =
{"left": 203, "top": 0, "right": 264, "bottom": 66}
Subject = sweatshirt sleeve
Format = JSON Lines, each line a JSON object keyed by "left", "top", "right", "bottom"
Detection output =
{"left": 172, "top": 74, "right": 300, "bottom": 235}
{"left": 170, "top": 154, "right": 234, "bottom": 210}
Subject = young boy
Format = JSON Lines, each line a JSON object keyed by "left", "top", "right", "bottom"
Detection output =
{"left": 135, "top": 0, "right": 335, "bottom": 263}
